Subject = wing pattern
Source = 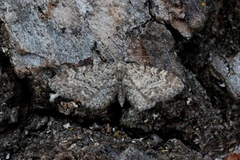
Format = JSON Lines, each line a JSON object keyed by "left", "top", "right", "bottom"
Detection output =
{"left": 49, "top": 62, "right": 184, "bottom": 110}
{"left": 49, "top": 63, "right": 119, "bottom": 109}
{"left": 123, "top": 63, "right": 184, "bottom": 111}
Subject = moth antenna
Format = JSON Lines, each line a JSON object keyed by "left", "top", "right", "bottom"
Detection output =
{"left": 104, "top": 32, "right": 154, "bottom": 65}
{"left": 98, "top": 29, "right": 151, "bottom": 64}
{"left": 91, "top": 41, "right": 107, "bottom": 62}
{"left": 91, "top": 40, "right": 120, "bottom": 64}
{"left": 92, "top": 31, "right": 153, "bottom": 65}
{"left": 98, "top": 42, "right": 117, "bottom": 63}
{"left": 102, "top": 31, "right": 129, "bottom": 62}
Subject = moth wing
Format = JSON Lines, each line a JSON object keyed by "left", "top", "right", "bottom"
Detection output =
{"left": 49, "top": 64, "right": 118, "bottom": 109}
{"left": 123, "top": 64, "right": 184, "bottom": 111}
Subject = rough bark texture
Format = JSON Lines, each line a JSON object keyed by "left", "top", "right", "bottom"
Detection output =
{"left": 0, "top": 0, "right": 240, "bottom": 159}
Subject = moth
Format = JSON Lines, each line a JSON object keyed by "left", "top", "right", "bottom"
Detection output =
{"left": 48, "top": 62, "right": 184, "bottom": 111}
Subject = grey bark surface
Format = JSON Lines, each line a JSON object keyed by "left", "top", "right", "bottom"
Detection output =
{"left": 0, "top": 0, "right": 240, "bottom": 159}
